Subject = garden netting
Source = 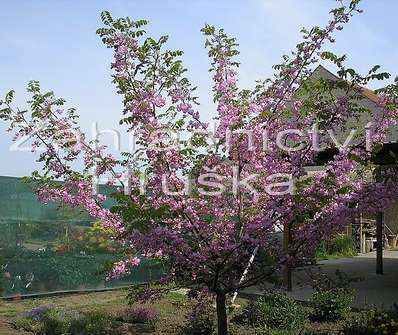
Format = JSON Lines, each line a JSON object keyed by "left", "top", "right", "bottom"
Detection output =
{"left": 0, "top": 176, "right": 164, "bottom": 298}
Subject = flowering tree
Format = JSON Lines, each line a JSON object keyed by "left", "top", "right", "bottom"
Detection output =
{"left": 1, "top": 1, "right": 398, "bottom": 333}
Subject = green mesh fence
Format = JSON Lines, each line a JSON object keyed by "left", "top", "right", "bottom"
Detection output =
{"left": 0, "top": 176, "right": 164, "bottom": 298}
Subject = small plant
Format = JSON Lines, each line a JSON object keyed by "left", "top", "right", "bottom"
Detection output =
{"left": 14, "top": 317, "right": 43, "bottom": 333}
{"left": 120, "top": 306, "right": 159, "bottom": 324}
{"left": 246, "top": 292, "right": 307, "bottom": 333}
{"left": 14, "top": 306, "right": 112, "bottom": 335}
{"left": 25, "top": 306, "right": 52, "bottom": 321}
{"left": 70, "top": 310, "right": 113, "bottom": 335}
{"left": 311, "top": 288, "right": 353, "bottom": 322}
{"left": 38, "top": 308, "right": 73, "bottom": 335}
{"left": 309, "top": 269, "right": 355, "bottom": 322}
{"left": 343, "top": 309, "right": 398, "bottom": 335}
{"left": 181, "top": 293, "right": 215, "bottom": 335}
{"left": 387, "top": 303, "right": 398, "bottom": 320}
{"left": 127, "top": 282, "right": 174, "bottom": 304}
{"left": 342, "top": 311, "right": 370, "bottom": 335}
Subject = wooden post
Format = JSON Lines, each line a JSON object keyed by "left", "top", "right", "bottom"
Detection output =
{"left": 283, "top": 222, "right": 292, "bottom": 291}
{"left": 347, "top": 223, "right": 352, "bottom": 237}
{"left": 376, "top": 211, "right": 383, "bottom": 275}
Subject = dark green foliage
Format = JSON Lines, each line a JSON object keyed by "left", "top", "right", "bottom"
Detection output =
{"left": 311, "top": 288, "right": 354, "bottom": 322}
{"left": 326, "top": 235, "right": 355, "bottom": 256}
{"left": 343, "top": 309, "right": 398, "bottom": 335}
{"left": 110, "top": 192, "right": 173, "bottom": 232}
{"left": 39, "top": 309, "right": 70, "bottom": 335}
{"left": 1, "top": 248, "right": 164, "bottom": 296}
{"left": 376, "top": 76, "right": 398, "bottom": 101}
{"left": 243, "top": 293, "right": 307, "bottom": 333}
{"left": 342, "top": 311, "right": 371, "bottom": 335}
{"left": 69, "top": 311, "right": 113, "bottom": 335}
{"left": 309, "top": 269, "right": 356, "bottom": 322}
{"left": 316, "top": 235, "right": 356, "bottom": 260}
{"left": 310, "top": 269, "right": 360, "bottom": 292}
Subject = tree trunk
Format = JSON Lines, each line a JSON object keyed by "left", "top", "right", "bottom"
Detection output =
{"left": 283, "top": 222, "right": 292, "bottom": 291}
{"left": 216, "top": 292, "right": 228, "bottom": 335}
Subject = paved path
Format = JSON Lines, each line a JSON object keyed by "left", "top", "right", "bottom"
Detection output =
{"left": 244, "top": 251, "right": 398, "bottom": 308}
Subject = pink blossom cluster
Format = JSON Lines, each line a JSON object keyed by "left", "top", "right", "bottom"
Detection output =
{"left": 106, "top": 257, "right": 141, "bottom": 280}
{"left": 1, "top": 2, "right": 398, "bottom": 303}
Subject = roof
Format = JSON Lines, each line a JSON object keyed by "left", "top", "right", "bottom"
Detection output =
{"left": 360, "top": 86, "right": 379, "bottom": 103}
{"left": 311, "top": 65, "right": 379, "bottom": 103}
{"left": 309, "top": 65, "right": 398, "bottom": 148}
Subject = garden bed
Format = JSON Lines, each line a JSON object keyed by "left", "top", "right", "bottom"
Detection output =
{"left": 2, "top": 289, "right": 393, "bottom": 335}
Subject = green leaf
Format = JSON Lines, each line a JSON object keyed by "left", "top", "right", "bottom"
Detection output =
{"left": 4, "top": 90, "right": 15, "bottom": 104}
{"left": 100, "top": 11, "right": 113, "bottom": 25}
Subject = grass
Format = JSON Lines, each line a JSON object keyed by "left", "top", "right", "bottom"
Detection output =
{"left": 0, "top": 289, "right": 211, "bottom": 334}
{"left": 316, "top": 235, "right": 357, "bottom": 261}
{"left": 0, "top": 290, "right": 126, "bottom": 318}
{"left": 0, "top": 289, "right": 361, "bottom": 334}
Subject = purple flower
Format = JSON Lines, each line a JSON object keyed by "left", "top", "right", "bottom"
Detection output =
{"left": 25, "top": 306, "right": 50, "bottom": 321}
{"left": 122, "top": 306, "right": 159, "bottom": 324}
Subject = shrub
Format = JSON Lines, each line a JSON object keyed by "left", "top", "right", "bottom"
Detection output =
{"left": 120, "top": 306, "right": 159, "bottom": 324}
{"left": 15, "top": 306, "right": 112, "bottom": 335}
{"left": 310, "top": 269, "right": 360, "bottom": 292}
{"left": 329, "top": 235, "right": 355, "bottom": 255}
{"left": 316, "top": 235, "right": 356, "bottom": 260}
{"left": 14, "top": 317, "right": 43, "bottom": 333}
{"left": 247, "top": 292, "right": 307, "bottom": 332}
{"left": 70, "top": 311, "right": 113, "bottom": 335}
{"left": 311, "top": 288, "right": 353, "bottom": 322}
{"left": 39, "top": 308, "right": 72, "bottom": 335}
{"left": 25, "top": 306, "right": 52, "bottom": 321}
{"left": 181, "top": 296, "right": 215, "bottom": 335}
{"left": 387, "top": 303, "right": 398, "bottom": 320}
{"left": 342, "top": 311, "right": 370, "bottom": 335}
{"left": 126, "top": 283, "right": 175, "bottom": 304}
{"left": 343, "top": 309, "right": 398, "bottom": 335}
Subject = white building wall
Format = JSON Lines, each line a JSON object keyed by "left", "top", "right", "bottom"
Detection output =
{"left": 384, "top": 200, "right": 398, "bottom": 235}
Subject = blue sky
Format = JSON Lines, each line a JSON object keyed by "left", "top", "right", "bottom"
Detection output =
{"left": 0, "top": 0, "right": 397, "bottom": 177}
